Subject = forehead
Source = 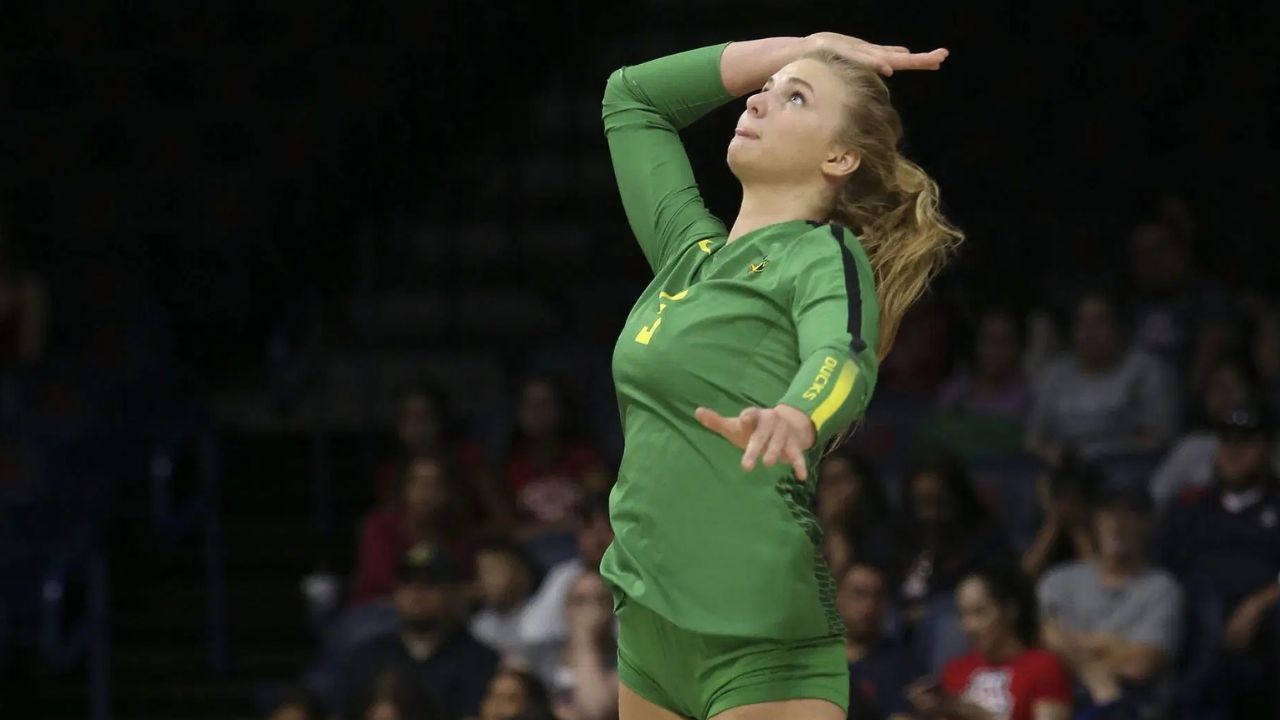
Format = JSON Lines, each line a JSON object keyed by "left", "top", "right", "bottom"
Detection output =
{"left": 771, "top": 58, "right": 842, "bottom": 91}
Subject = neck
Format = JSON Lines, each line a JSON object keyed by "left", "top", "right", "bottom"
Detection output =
{"left": 985, "top": 635, "right": 1024, "bottom": 664}
{"left": 844, "top": 632, "right": 877, "bottom": 663}
{"left": 1098, "top": 555, "right": 1139, "bottom": 582}
{"left": 728, "top": 182, "right": 827, "bottom": 243}
{"left": 401, "top": 628, "right": 443, "bottom": 659}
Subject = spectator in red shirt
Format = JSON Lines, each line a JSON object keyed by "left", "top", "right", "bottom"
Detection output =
{"left": 351, "top": 456, "right": 476, "bottom": 606}
{"left": 503, "top": 376, "right": 608, "bottom": 537}
{"left": 908, "top": 564, "right": 1071, "bottom": 720}
{"left": 373, "top": 384, "right": 504, "bottom": 529}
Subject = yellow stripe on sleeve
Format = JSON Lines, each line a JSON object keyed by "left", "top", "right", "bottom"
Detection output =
{"left": 810, "top": 361, "right": 857, "bottom": 432}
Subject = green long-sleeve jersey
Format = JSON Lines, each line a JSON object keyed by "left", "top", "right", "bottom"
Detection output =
{"left": 599, "top": 42, "right": 881, "bottom": 640}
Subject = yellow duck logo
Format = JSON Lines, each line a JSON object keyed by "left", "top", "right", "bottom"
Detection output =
{"left": 748, "top": 258, "right": 769, "bottom": 274}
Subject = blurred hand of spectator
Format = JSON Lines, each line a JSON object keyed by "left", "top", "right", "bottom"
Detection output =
{"left": 1223, "top": 583, "right": 1280, "bottom": 653}
{"left": 1021, "top": 459, "right": 1098, "bottom": 580}
{"left": 556, "top": 571, "right": 618, "bottom": 720}
{"left": 469, "top": 539, "right": 542, "bottom": 661}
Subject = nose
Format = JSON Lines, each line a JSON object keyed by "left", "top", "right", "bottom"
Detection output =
{"left": 745, "top": 92, "right": 766, "bottom": 118}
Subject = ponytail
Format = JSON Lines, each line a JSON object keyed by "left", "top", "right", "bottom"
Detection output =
{"left": 805, "top": 49, "right": 964, "bottom": 359}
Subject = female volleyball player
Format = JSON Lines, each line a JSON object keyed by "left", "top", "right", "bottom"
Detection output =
{"left": 600, "top": 33, "right": 962, "bottom": 720}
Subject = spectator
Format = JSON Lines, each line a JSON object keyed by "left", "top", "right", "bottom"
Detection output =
{"left": 936, "top": 307, "right": 1032, "bottom": 424}
{"left": 503, "top": 376, "right": 607, "bottom": 536}
{"left": 1250, "top": 303, "right": 1280, "bottom": 414}
{"left": 0, "top": 216, "right": 49, "bottom": 371}
{"left": 838, "top": 562, "right": 918, "bottom": 720}
{"left": 1158, "top": 404, "right": 1280, "bottom": 718}
{"left": 517, "top": 492, "right": 614, "bottom": 683}
{"left": 1021, "top": 455, "right": 1100, "bottom": 580}
{"left": 1039, "top": 488, "right": 1182, "bottom": 719}
{"left": 550, "top": 570, "right": 618, "bottom": 720}
{"left": 890, "top": 451, "right": 1007, "bottom": 627}
{"left": 817, "top": 449, "right": 890, "bottom": 578}
{"left": 469, "top": 538, "right": 544, "bottom": 659}
{"left": 332, "top": 545, "right": 498, "bottom": 720}
{"left": 360, "top": 670, "right": 440, "bottom": 720}
{"left": 374, "top": 384, "right": 502, "bottom": 526}
{"left": 352, "top": 456, "right": 477, "bottom": 606}
{"left": 264, "top": 687, "right": 325, "bottom": 720}
{"left": 1126, "top": 218, "right": 1233, "bottom": 388}
{"left": 907, "top": 564, "right": 1072, "bottom": 720}
{"left": 1026, "top": 291, "right": 1179, "bottom": 463}
{"left": 1149, "top": 358, "right": 1280, "bottom": 511}
{"left": 475, "top": 668, "right": 554, "bottom": 720}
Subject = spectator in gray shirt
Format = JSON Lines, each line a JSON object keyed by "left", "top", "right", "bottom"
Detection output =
{"left": 1027, "top": 292, "right": 1179, "bottom": 463}
{"left": 1039, "top": 487, "right": 1183, "bottom": 720}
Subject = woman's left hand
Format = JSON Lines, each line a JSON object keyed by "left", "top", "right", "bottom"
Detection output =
{"left": 695, "top": 404, "right": 816, "bottom": 481}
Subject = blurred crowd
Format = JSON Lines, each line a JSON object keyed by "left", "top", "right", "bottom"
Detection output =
{"left": 255, "top": 207, "right": 1280, "bottom": 720}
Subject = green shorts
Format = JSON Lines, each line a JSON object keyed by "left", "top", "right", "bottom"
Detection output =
{"left": 615, "top": 593, "right": 849, "bottom": 720}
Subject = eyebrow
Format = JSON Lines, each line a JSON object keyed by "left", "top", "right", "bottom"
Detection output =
{"left": 765, "top": 76, "right": 815, "bottom": 94}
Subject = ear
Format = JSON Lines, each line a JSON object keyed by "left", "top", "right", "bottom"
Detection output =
{"left": 822, "top": 147, "right": 861, "bottom": 179}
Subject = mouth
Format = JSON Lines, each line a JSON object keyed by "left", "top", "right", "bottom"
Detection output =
{"left": 733, "top": 127, "right": 759, "bottom": 139}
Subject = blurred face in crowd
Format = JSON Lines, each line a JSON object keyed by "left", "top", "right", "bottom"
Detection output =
{"left": 519, "top": 380, "right": 563, "bottom": 442}
{"left": 475, "top": 549, "right": 532, "bottom": 611}
{"left": 364, "top": 702, "right": 399, "bottom": 720}
{"left": 823, "top": 529, "right": 854, "bottom": 580}
{"left": 1073, "top": 296, "right": 1123, "bottom": 369}
{"left": 402, "top": 457, "right": 450, "bottom": 523}
{"left": 837, "top": 565, "right": 887, "bottom": 644}
{"left": 565, "top": 570, "right": 613, "bottom": 621}
{"left": 1093, "top": 504, "right": 1145, "bottom": 566}
{"left": 957, "top": 577, "right": 1015, "bottom": 657}
{"left": 909, "top": 471, "right": 953, "bottom": 530}
{"left": 817, "top": 456, "right": 864, "bottom": 527}
{"left": 1050, "top": 480, "right": 1092, "bottom": 530}
{"left": 480, "top": 671, "right": 536, "bottom": 720}
{"left": 1129, "top": 221, "right": 1189, "bottom": 295}
{"left": 727, "top": 59, "right": 857, "bottom": 187}
{"left": 394, "top": 580, "right": 454, "bottom": 635}
{"left": 975, "top": 312, "right": 1022, "bottom": 382}
{"left": 1215, "top": 429, "right": 1271, "bottom": 490}
{"left": 398, "top": 393, "right": 442, "bottom": 453}
{"left": 577, "top": 511, "right": 614, "bottom": 569}
{"left": 1203, "top": 364, "right": 1251, "bottom": 424}
{"left": 268, "top": 704, "right": 315, "bottom": 720}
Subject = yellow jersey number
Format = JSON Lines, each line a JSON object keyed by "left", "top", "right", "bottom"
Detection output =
{"left": 634, "top": 289, "right": 688, "bottom": 345}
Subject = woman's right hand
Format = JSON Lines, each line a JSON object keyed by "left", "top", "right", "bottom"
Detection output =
{"left": 804, "top": 33, "right": 949, "bottom": 76}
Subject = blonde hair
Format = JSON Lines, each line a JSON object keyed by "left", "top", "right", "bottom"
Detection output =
{"left": 804, "top": 49, "right": 964, "bottom": 360}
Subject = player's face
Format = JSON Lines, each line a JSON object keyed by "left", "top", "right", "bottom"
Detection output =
{"left": 728, "top": 59, "right": 853, "bottom": 186}
{"left": 957, "top": 578, "right": 1009, "bottom": 655}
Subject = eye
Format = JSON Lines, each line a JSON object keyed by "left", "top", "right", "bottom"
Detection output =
{"left": 788, "top": 91, "right": 806, "bottom": 106}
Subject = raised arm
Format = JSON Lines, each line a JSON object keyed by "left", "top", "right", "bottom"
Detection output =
{"left": 604, "top": 35, "right": 947, "bottom": 272}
